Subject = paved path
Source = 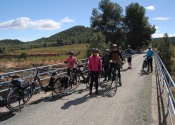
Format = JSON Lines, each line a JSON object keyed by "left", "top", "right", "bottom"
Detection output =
{"left": 0, "top": 53, "right": 158, "bottom": 125}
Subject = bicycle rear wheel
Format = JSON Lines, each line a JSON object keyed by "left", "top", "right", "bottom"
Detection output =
{"left": 6, "top": 87, "right": 28, "bottom": 111}
{"left": 53, "top": 79, "right": 62, "bottom": 94}
{"left": 111, "top": 71, "right": 118, "bottom": 89}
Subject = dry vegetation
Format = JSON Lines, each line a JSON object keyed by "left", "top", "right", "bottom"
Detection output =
{"left": 0, "top": 44, "right": 88, "bottom": 73}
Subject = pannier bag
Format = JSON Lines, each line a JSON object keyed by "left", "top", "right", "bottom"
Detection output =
{"left": 11, "top": 79, "right": 29, "bottom": 89}
{"left": 59, "top": 75, "right": 69, "bottom": 88}
{"left": 48, "top": 72, "right": 57, "bottom": 87}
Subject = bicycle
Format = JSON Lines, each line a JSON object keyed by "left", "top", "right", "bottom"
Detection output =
{"left": 142, "top": 56, "right": 148, "bottom": 72}
{"left": 0, "top": 64, "right": 60, "bottom": 112}
{"left": 0, "top": 74, "right": 34, "bottom": 112}
{"left": 69, "top": 67, "right": 80, "bottom": 90}
{"left": 64, "top": 61, "right": 81, "bottom": 89}
{"left": 109, "top": 61, "right": 120, "bottom": 89}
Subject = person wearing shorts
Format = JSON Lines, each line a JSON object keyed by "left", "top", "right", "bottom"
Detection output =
{"left": 126, "top": 45, "right": 133, "bottom": 69}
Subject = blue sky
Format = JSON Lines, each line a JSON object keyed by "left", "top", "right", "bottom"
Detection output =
{"left": 0, "top": 0, "right": 174, "bottom": 42}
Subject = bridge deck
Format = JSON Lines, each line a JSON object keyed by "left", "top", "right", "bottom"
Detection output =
{"left": 0, "top": 53, "right": 158, "bottom": 125}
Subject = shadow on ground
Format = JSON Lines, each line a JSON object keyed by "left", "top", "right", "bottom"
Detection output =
{"left": 61, "top": 81, "right": 118, "bottom": 110}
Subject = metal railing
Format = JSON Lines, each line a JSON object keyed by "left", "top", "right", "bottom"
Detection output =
{"left": 154, "top": 51, "right": 175, "bottom": 124}
{"left": 0, "top": 59, "right": 88, "bottom": 96}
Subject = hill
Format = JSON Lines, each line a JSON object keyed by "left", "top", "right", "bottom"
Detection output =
{"left": 0, "top": 25, "right": 92, "bottom": 53}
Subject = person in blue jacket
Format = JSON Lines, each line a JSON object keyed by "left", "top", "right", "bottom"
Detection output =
{"left": 146, "top": 46, "right": 154, "bottom": 72}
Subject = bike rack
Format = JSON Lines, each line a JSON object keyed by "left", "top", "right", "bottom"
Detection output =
{"left": 154, "top": 52, "right": 175, "bottom": 124}
{"left": 0, "top": 59, "right": 88, "bottom": 96}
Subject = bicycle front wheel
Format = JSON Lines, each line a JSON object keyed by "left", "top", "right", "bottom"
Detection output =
{"left": 142, "top": 63, "right": 147, "bottom": 72}
{"left": 71, "top": 75, "right": 80, "bottom": 91}
{"left": 6, "top": 88, "right": 27, "bottom": 111}
{"left": 86, "top": 74, "right": 91, "bottom": 88}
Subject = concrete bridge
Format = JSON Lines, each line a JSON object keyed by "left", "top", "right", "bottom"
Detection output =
{"left": 0, "top": 52, "right": 174, "bottom": 125}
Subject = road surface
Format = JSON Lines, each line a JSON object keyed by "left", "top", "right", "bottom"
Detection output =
{"left": 0, "top": 52, "right": 158, "bottom": 125}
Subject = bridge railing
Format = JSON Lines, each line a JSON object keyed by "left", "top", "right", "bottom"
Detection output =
{"left": 0, "top": 59, "right": 88, "bottom": 97}
{"left": 154, "top": 51, "right": 175, "bottom": 124}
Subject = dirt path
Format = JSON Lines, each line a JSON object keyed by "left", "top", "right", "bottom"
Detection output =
{"left": 0, "top": 53, "right": 158, "bottom": 125}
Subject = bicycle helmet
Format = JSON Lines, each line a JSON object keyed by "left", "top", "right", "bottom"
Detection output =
{"left": 148, "top": 46, "right": 151, "bottom": 49}
{"left": 111, "top": 44, "right": 117, "bottom": 47}
{"left": 69, "top": 51, "right": 74, "bottom": 55}
{"left": 105, "top": 49, "right": 110, "bottom": 52}
{"left": 92, "top": 48, "right": 99, "bottom": 53}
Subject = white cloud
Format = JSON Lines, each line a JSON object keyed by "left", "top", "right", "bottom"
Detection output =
{"left": 152, "top": 33, "right": 175, "bottom": 38}
{"left": 60, "top": 17, "right": 75, "bottom": 23}
{"left": 156, "top": 30, "right": 161, "bottom": 33}
{"left": 153, "top": 17, "right": 170, "bottom": 21}
{"left": 145, "top": 6, "right": 155, "bottom": 10}
{"left": 0, "top": 17, "right": 75, "bottom": 30}
{"left": 155, "top": 26, "right": 159, "bottom": 29}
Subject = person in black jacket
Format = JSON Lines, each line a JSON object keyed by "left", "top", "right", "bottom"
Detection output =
{"left": 102, "top": 49, "right": 110, "bottom": 81}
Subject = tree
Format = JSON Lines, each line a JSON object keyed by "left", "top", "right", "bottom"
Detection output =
{"left": 86, "top": 32, "right": 109, "bottom": 57}
{"left": 157, "top": 33, "right": 174, "bottom": 73}
{"left": 124, "top": 3, "right": 156, "bottom": 49}
{"left": 0, "top": 48, "right": 3, "bottom": 54}
{"left": 19, "top": 52, "right": 28, "bottom": 59}
{"left": 90, "top": 0, "right": 125, "bottom": 45}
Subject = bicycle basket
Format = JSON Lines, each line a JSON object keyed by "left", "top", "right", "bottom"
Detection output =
{"left": 11, "top": 79, "right": 29, "bottom": 89}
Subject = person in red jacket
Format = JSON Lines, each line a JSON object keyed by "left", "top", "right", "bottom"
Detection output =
{"left": 64, "top": 51, "right": 77, "bottom": 76}
{"left": 88, "top": 48, "right": 102, "bottom": 95}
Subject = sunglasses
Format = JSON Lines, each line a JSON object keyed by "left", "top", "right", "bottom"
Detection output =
{"left": 94, "top": 51, "right": 98, "bottom": 53}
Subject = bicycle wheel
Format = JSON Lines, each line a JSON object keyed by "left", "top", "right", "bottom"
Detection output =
{"left": 86, "top": 74, "right": 91, "bottom": 88}
{"left": 142, "top": 63, "right": 147, "bottom": 72}
{"left": 111, "top": 71, "right": 118, "bottom": 89}
{"left": 98, "top": 73, "right": 101, "bottom": 82}
{"left": 53, "top": 79, "right": 62, "bottom": 94}
{"left": 71, "top": 75, "right": 80, "bottom": 90}
{"left": 6, "top": 87, "right": 27, "bottom": 111}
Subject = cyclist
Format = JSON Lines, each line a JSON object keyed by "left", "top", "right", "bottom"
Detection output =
{"left": 126, "top": 45, "right": 133, "bottom": 69}
{"left": 146, "top": 46, "right": 154, "bottom": 72}
{"left": 64, "top": 51, "right": 77, "bottom": 76}
{"left": 108, "top": 44, "right": 124, "bottom": 86}
{"left": 88, "top": 48, "right": 102, "bottom": 95}
{"left": 102, "top": 49, "right": 110, "bottom": 81}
